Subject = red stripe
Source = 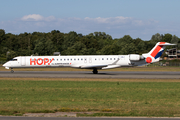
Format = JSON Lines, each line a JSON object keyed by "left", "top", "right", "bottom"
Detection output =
{"left": 151, "top": 42, "right": 165, "bottom": 57}
{"left": 159, "top": 42, "right": 166, "bottom": 45}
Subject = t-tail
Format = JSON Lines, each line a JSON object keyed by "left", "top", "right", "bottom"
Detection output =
{"left": 142, "top": 42, "right": 176, "bottom": 64}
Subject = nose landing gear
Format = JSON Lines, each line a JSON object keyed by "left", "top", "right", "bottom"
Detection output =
{"left": 11, "top": 68, "right": 14, "bottom": 73}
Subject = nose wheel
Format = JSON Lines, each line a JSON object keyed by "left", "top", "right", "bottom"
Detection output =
{"left": 11, "top": 68, "right": 14, "bottom": 73}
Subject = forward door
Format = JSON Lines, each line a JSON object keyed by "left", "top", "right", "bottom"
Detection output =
{"left": 21, "top": 57, "right": 26, "bottom": 66}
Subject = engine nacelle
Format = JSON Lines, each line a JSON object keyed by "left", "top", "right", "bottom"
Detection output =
{"left": 129, "top": 54, "right": 141, "bottom": 61}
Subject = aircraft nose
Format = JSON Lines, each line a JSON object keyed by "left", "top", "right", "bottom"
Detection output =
{"left": 2, "top": 62, "right": 10, "bottom": 69}
{"left": 3, "top": 63, "right": 7, "bottom": 67}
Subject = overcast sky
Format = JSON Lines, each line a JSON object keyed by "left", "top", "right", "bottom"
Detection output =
{"left": 0, "top": 0, "right": 180, "bottom": 40}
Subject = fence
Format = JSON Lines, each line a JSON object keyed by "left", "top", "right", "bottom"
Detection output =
{"left": 148, "top": 61, "right": 180, "bottom": 67}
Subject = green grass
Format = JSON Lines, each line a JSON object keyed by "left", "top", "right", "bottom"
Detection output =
{"left": 0, "top": 79, "right": 180, "bottom": 117}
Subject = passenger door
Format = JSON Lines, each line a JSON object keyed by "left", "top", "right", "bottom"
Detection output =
{"left": 84, "top": 57, "right": 87, "bottom": 63}
{"left": 21, "top": 57, "right": 26, "bottom": 66}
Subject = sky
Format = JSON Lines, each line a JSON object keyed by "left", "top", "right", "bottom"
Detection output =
{"left": 0, "top": 0, "right": 180, "bottom": 40}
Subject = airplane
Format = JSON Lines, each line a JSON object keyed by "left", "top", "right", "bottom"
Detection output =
{"left": 2, "top": 42, "right": 175, "bottom": 74}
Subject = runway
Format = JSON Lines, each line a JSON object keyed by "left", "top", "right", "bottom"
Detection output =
{"left": 0, "top": 71, "right": 180, "bottom": 79}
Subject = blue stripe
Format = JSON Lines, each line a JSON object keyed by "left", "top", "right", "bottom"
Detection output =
{"left": 154, "top": 50, "right": 164, "bottom": 59}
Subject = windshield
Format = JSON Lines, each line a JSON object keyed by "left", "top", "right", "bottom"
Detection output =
{"left": 10, "top": 59, "right": 17, "bottom": 61}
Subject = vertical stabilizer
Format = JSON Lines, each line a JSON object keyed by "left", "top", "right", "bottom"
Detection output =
{"left": 142, "top": 42, "right": 176, "bottom": 63}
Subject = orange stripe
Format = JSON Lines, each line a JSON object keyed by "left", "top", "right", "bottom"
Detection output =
{"left": 151, "top": 42, "right": 165, "bottom": 57}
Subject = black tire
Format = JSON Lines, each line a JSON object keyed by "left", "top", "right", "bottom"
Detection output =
{"left": 93, "top": 69, "right": 98, "bottom": 74}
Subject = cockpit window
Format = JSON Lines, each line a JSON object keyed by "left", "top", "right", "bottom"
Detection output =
{"left": 10, "top": 59, "right": 17, "bottom": 61}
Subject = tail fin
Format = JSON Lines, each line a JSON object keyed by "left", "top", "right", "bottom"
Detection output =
{"left": 142, "top": 42, "right": 176, "bottom": 63}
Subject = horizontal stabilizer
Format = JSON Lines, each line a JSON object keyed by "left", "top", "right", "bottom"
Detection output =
{"left": 158, "top": 43, "right": 176, "bottom": 46}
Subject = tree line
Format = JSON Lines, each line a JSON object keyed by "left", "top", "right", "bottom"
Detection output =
{"left": 0, "top": 29, "right": 180, "bottom": 61}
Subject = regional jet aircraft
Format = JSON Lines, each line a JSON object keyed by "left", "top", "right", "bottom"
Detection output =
{"left": 2, "top": 42, "right": 175, "bottom": 74}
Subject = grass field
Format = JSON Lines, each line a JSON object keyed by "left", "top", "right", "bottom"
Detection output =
{"left": 0, "top": 78, "right": 180, "bottom": 117}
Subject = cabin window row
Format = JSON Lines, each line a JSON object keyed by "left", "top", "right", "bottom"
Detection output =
{"left": 96, "top": 58, "right": 116, "bottom": 60}
{"left": 32, "top": 58, "right": 117, "bottom": 61}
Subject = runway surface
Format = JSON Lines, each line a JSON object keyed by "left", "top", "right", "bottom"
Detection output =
{"left": 0, "top": 117, "right": 180, "bottom": 120}
{"left": 0, "top": 71, "right": 180, "bottom": 79}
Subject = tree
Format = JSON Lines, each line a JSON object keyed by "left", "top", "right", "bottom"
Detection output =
{"left": 0, "top": 29, "right": 5, "bottom": 44}
{"left": 6, "top": 50, "right": 17, "bottom": 61}
{"left": 118, "top": 43, "right": 136, "bottom": 55}
{"left": 171, "top": 35, "right": 179, "bottom": 44}
{"left": 137, "top": 41, "right": 146, "bottom": 54}
{"left": 162, "top": 33, "right": 172, "bottom": 43}
{"left": 34, "top": 37, "right": 54, "bottom": 55}
{"left": 171, "top": 35, "right": 180, "bottom": 49}
{"left": 100, "top": 45, "right": 115, "bottom": 55}
{"left": 151, "top": 33, "right": 163, "bottom": 41}
{"left": 121, "top": 35, "right": 133, "bottom": 43}
{"left": 64, "top": 42, "right": 87, "bottom": 55}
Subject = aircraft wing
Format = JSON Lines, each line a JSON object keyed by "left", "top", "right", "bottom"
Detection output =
{"left": 80, "top": 64, "right": 108, "bottom": 69}
{"left": 80, "top": 58, "right": 120, "bottom": 69}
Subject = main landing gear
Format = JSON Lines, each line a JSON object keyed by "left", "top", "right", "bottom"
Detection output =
{"left": 11, "top": 68, "right": 14, "bottom": 73}
{"left": 92, "top": 68, "right": 98, "bottom": 74}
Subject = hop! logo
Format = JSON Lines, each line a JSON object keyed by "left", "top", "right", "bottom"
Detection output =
{"left": 30, "top": 58, "right": 54, "bottom": 65}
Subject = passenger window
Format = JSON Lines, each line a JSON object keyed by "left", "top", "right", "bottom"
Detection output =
{"left": 71, "top": 59, "right": 72, "bottom": 61}
{"left": 78, "top": 59, "right": 79, "bottom": 61}
{"left": 60, "top": 59, "right": 62, "bottom": 61}
{"left": 102, "top": 58, "right": 104, "bottom": 60}
{"left": 107, "top": 58, "right": 108, "bottom": 60}
{"left": 74, "top": 59, "right": 76, "bottom": 61}
{"left": 110, "top": 58, "right": 112, "bottom": 60}
{"left": 114, "top": 58, "right": 116, "bottom": 60}
{"left": 67, "top": 59, "right": 69, "bottom": 61}
{"left": 81, "top": 58, "right": 83, "bottom": 60}
{"left": 64, "top": 59, "right": 66, "bottom": 61}
{"left": 57, "top": 59, "right": 58, "bottom": 61}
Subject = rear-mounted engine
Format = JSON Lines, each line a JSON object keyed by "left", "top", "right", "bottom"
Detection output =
{"left": 129, "top": 54, "right": 143, "bottom": 61}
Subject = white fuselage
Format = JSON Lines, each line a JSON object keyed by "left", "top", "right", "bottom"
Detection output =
{"left": 3, "top": 55, "right": 147, "bottom": 70}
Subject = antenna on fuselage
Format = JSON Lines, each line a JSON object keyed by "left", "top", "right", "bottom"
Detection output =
{"left": 53, "top": 52, "right": 61, "bottom": 56}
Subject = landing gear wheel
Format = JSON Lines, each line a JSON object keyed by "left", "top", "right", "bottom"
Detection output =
{"left": 93, "top": 69, "right": 98, "bottom": 74}
{"left": 11, "top": 69, "right": 14, "bottom": 73}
